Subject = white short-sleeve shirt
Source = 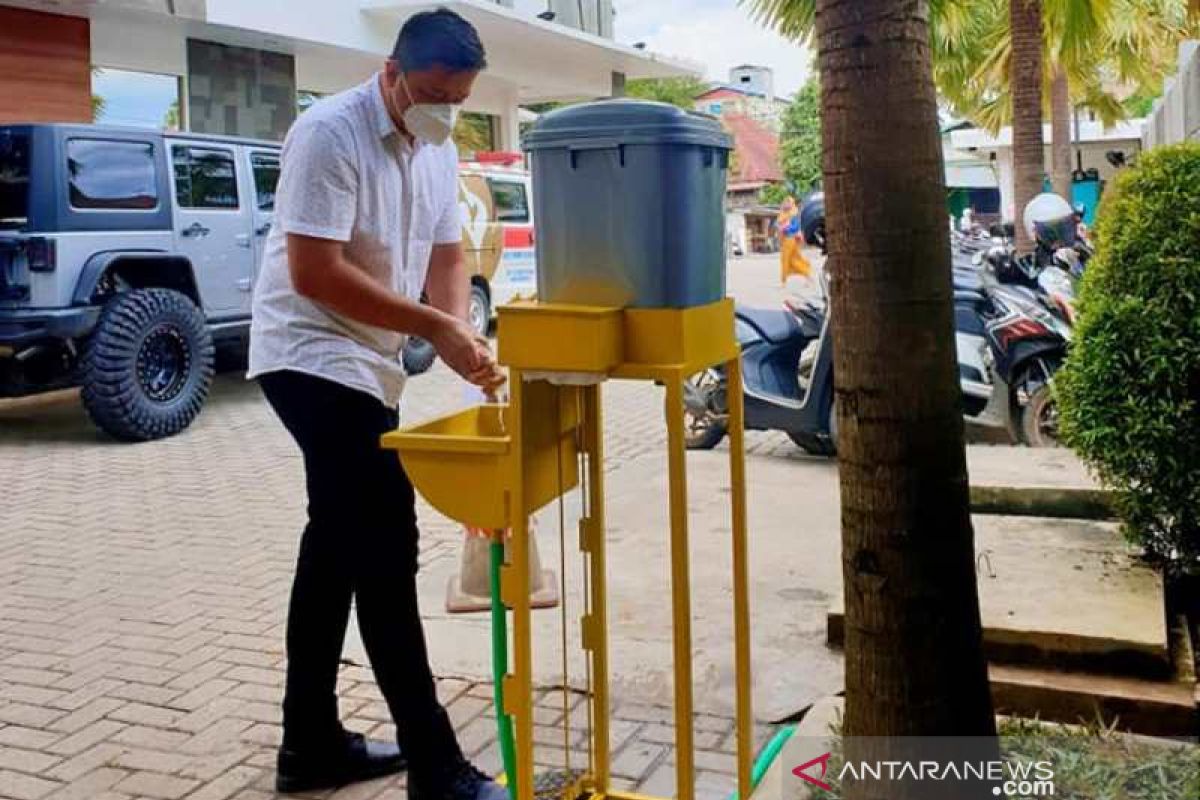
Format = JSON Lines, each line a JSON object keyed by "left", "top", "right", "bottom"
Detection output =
{"left": 248, "top": 74, "right": 461, "bottom": 407}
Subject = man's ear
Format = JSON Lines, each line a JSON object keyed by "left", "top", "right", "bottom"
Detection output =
{"left": 383, "top": 59, "right": 402, "bottom": 86}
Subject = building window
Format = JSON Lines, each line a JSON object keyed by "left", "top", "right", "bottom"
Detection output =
{"left": 187, "top": 39, "right": 296, "bottom": 141}
{"left": 708, "top": 102, "right": 724, "bottom": 115}
{"left": 487, "top": 178, "right": 530, "bottom": 223}
{"left": 0, "top": 130, "right": 31, "bottom": 229}
{"left": 172, "top": 145, "right": 239, "bottom": 209}
{"left": 66, "top": 139, "right": 158, "bottom": 210}
{"left": 91, "top": 68, "right": 183, "bottom": 131}
{"left": 251, "top": 152, "right": 281, "bottom": 211}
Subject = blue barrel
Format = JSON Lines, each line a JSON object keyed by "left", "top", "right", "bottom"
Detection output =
{"left": 523, "top": 100, "right": 733, "bottom": 309}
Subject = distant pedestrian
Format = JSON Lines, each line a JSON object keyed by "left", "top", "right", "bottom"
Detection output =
{"left": 777, "top": 196, "right": 812, "bottom": 284}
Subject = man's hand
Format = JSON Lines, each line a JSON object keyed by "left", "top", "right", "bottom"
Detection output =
{"left": 429, "top": 317, "right": 505, "bottom": 391}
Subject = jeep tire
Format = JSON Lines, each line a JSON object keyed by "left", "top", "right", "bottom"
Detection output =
{"left": 80, "top": 289, "right": 215, "bottom": 442}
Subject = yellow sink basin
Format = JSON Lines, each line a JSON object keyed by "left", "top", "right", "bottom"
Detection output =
{"left": 382, "top": 399, "right": 579, "bottom": 530}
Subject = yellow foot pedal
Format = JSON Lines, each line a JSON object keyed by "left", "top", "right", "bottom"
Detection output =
{"left": 533, "top": 769, "right": 586, "bottom": 800}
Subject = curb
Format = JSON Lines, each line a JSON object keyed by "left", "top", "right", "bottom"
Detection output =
{"left": 970, "top": 485, "right": 1116, "bottom": 521}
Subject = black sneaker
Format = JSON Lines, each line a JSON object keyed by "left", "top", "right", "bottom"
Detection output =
{"left": 409, "top": 761, "right": 508, "bottom": 800}
{"left": 276, "top": 730, "right": 406, "bottom": 794}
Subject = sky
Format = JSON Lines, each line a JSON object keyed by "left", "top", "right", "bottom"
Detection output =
{"left": 610, "top": 0, "right": 814, "bottom": 98}
{"left": 92, "top": 69, "right": 180, "bottom": 130}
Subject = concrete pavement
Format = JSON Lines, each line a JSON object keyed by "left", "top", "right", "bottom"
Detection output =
{"left": 0, "top": 253, "right": 1121, "bottom": 799}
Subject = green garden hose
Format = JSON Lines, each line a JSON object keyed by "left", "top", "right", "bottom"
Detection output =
{"left": 728, "top": 723, "right": 798, "bottom": 800}
{"left": 489, "top": 539, "right": 518, "bottom": 794}
{"left": 489, "top": 528, "right": 791, "bottom": 800}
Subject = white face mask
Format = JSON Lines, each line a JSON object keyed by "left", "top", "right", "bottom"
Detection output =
{"left": 400, "top": 73, "right": 461, "bottom": 146}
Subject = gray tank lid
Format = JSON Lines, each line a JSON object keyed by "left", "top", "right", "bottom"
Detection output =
{"left": 523, "top": 99, "right": 734, "bottom": 151}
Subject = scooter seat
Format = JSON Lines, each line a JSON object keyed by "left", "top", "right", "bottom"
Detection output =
{"left": 736, "top": 307, "right": 801, "bottom": 344}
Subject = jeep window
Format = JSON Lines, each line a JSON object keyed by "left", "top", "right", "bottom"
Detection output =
{"left": 251, "top": 152, "right": 280, "bottom": 211}
{"left": 66, "top": 139, "right": 158, "bottom": 211}
{"left": 486, "top": 179, "right": 529, "bottom": 223}
{"left": 0, "top": 130, "right": 31, "bottom": 229}
{"left": 173, "top": 146, "right": 239, "bottom": 209}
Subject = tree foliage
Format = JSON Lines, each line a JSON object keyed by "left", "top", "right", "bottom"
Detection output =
{"left": 758, "top": 182, "right": 790, "bottom": 206}
{"left": 778, "top": 75, "right": 822, "bottom": 193}
{"left": 742, "top": 0, "right": 1199, "bottom": 132}
{"left": 1056, "top": 143, "right": 1200, "bottom": 571}
{"left": 453, "top": 112, "right": 496, "bottom": 158}
{"left": 625, "top": 77, "right": 711, "bottom": 109}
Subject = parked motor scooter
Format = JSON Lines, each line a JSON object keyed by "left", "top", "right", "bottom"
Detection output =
{"left": 681, "top": 273, "right": 837, "bottom": 456}
{"left": 953, "top": 268, "right": 1071, "bottom": 447}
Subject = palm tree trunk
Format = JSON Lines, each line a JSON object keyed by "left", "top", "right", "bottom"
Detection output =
{"left": 1011, "top": 0, "right": 1046, "bottom": 253}
{"left": 1051, "top": 68, "right": 1073, "bottom": 200}
{"left": 815, "top": 0, "right": 997, "bottom": 775}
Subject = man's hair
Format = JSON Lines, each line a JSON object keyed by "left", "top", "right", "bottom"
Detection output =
{"left": 392, "top": 8, "right": 487, "bottom": 73}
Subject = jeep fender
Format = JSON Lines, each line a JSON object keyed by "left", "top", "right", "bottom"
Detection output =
{"left": 73, "top": 251, "right": 201, "bottom": 306}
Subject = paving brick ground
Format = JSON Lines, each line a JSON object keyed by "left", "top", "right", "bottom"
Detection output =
{"left": 0, "top": 258, "right": 795, "bottom": 799}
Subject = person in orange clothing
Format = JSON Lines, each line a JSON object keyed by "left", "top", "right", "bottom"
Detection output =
{"left": 777, "top": 196, "right": 812, "bottom": 284}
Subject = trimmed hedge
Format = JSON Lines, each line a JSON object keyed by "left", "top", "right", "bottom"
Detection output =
{"left": 1056, "top": 143, "right": 1200, "bottom": 572}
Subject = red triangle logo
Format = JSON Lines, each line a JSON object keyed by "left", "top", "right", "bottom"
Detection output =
{"left": 793, "top": 752, "right": 833, "bottom": 791}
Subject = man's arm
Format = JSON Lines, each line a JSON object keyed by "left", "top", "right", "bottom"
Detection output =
{"left": 288, "top": 234, "right": 447, "bottom": 339}
{"left": 424, "top": 241, "right": 470, "bottom": 322}
{"left": 288, "top": 234, "right": 490, "bottom": 382}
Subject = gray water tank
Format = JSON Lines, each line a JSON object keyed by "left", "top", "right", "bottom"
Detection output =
{"left": 523, "top": 100, "right": 733, "bottom": 309}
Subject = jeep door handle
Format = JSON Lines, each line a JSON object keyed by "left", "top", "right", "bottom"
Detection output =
{"left": 182, "top": 222, "right": 211, "bottom": 238}
{"left": 256, "top": 222, "right": 272, "bottom": 236}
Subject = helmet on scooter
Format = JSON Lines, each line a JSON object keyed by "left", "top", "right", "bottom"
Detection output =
{"left": 799, "top": 191, "right": 826, "bottom": 252}
{"left": 1023, "top": 193, "right": 1077, "bottom": 250}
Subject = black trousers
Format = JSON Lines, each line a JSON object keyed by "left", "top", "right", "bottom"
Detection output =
{"left": 259, "top": 370, "right": 463, "bottom": 787}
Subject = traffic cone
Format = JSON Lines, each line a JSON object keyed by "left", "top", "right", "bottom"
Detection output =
{"left": 445, "top": 522, "right": 558, "bottom": 614}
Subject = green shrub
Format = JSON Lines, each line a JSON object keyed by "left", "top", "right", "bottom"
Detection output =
{"left": 1056, "top": 143, "right": 1200, "bottom": 572}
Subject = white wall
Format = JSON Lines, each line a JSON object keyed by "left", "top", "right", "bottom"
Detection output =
{"left": 991, "top": 140, "right": 1137, "bottom": 220}
{"left": 205, "top": 0, "right": 393, "bottom": 56}
{"left": 1144, "top": 41, "right": 1200, "bottom": 148}
{"left": 91, "top": 14, "right": 187, "bottom": 76}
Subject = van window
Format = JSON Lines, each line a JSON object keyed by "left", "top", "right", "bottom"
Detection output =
{"left": 251, "top": 152, "right": 280, "bottom": 210}
{"left": 67, "top": 139, "right": 158, "bottom": 211}
{"left": 173, "top": 146, "right": 239, "bottom": 209}
{"left": 487, "top": 179, "right": 529, "bottom": 224}
{"left": 0, "top": 130, "right": 31, "bottom": 229}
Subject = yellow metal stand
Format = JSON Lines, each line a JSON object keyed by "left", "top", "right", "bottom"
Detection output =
{"left": 382, "top": 299, "right": 752, "bottom": 800}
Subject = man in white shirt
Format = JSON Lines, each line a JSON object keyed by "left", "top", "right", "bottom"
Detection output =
{"left": 249, "top": 10, "right": 505, "bottom": 798}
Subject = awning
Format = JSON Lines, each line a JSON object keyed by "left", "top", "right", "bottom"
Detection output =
{"left": 361, "top": 0, "right": 700, "bottom": 102}
{"left": 945, "top": 163, "right": 999, "bottom": 189}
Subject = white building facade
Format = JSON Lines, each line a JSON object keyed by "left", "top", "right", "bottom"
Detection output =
{"left": 0, "top": 0, "right": 693, "bottom": 146}
{"left": 949, "top": 119, "right": 1144, "bottom": 223}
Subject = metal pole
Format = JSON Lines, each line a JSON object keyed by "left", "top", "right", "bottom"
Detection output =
{"left": 506, "top": 372, "right": 535, "bottom": 800}
{"left": 726, "top": 358, "right": 753, "bottom": 799}
{"left": 664, "top": 374, "right": 695, "bottom": 800}
{"left": 582, "top": 384, "right": 611, "bottom": 790}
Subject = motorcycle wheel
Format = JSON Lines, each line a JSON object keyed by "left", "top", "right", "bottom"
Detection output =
{"left": 677, "top": 370, "right": 729, "bottom": 450}
{"left": 1020, "top": 382, "right": 1061, "bottom": 448}
{"left": 787, "top": 397, "right": 838, "bottom": 457}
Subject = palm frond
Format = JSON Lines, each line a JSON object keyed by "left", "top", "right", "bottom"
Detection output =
{"left": 739, "top": 0, "right": 817, "bottom": 44}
